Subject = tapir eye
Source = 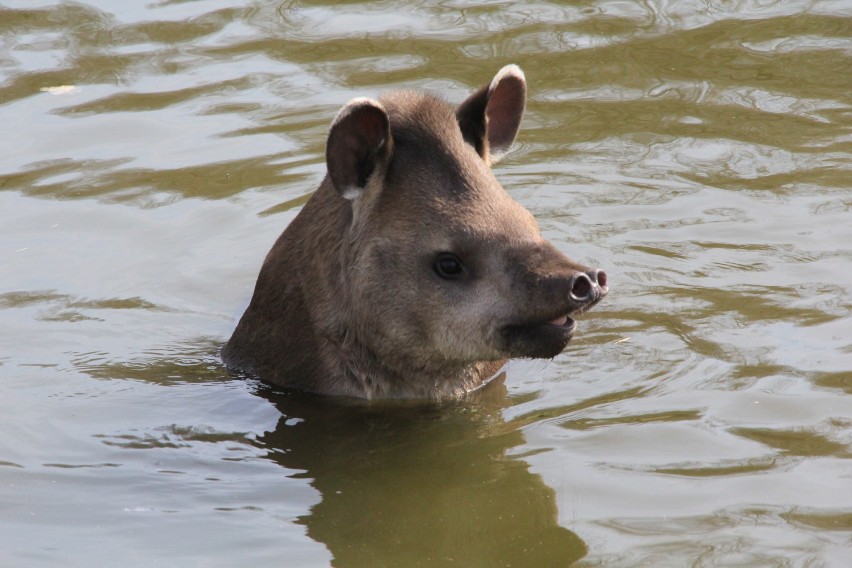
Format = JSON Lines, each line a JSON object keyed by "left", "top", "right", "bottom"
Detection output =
{"left": 434, "top": 253, "right": 465, "bottom": 280}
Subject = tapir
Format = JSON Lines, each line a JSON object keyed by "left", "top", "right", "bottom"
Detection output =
{"left": 222, "top": 65, "right": 608, "bottom": 399}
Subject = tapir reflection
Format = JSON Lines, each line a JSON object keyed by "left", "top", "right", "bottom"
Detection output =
{"left": 256, "top": 380, "right": 587, "bottom": 567}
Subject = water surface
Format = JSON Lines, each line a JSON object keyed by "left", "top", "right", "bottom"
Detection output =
{"left": 1, "top": 1, "right": 850, "bottom": 566}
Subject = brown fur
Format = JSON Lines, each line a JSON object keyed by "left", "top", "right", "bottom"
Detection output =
{"left": 222, "top": 66, "right": 607, "bottom": 399}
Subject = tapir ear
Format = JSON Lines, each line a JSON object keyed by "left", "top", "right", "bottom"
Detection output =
{"left": 456, "top": 64, "right": 526, "bottom": 164}
{"left": 326, "top": 97, "right": 392, "bottom": 200}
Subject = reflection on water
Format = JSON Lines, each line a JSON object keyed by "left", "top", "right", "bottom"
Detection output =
{"left": 1, "top": 0, "right": 851, "bottom": 566}
{"left": 259, "top": 385, "right": 587, "bottom": 567}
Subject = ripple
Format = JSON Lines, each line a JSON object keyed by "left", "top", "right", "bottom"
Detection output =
{"left": 560, "top": 409, "right": 703, "bottom": 431}
{"left": 730, "top": 422, "right": 852, "bottom": 458}
{"left": 782, "top": 509, "right": 852, "bottom": 531}
{"left": 652, "top": 456, "right": 784, "bottom": 476}
{"left": 0, "top": 290, "right": 176, "bottom": 322}
{"left": 72, "top": 338, "right": 230, "bottom": 384}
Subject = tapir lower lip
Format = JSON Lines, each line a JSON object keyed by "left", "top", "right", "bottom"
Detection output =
{"left": 543, "top": 316, "right": 576, "bottom": 333}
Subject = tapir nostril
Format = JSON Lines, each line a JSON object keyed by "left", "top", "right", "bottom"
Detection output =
{"left": 593, "top": 269, "right": 608, "bottom": 291}
{"left": 570, "top": 274, "right": 593, "bottom": 301}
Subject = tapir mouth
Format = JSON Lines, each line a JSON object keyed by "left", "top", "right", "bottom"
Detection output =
{"left": 501, "top": 313, "right": 578, "bottom": 360}
{"left": 547, "top": 314, "right": 575, "bottom": 328}
{"left": 544, "top": 292, "right": 605, "bottom": 332}
{"left": 501, "top": 294, "right": 605, "bottom": 360}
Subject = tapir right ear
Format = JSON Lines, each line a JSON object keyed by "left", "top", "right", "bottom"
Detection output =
{"left": 326, "top": 97, "right": 393, "bottom": 200}
{"left": 456, "top": 64, "right": 526, "bottom": 165}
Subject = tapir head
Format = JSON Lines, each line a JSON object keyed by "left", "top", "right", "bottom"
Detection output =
{"left": 324, "top": 65, "right": 607, "bottom": 374}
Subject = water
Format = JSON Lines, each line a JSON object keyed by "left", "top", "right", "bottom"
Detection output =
{"left": 1, "top": 1, "right": 850, "bottom": 565}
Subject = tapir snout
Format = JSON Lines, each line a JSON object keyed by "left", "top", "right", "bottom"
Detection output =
{"left": 498, "top": 241, "right": 608, "bottom": 359}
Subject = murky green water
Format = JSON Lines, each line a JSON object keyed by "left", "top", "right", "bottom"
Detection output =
{"left": 1, "top": 1, "right": 850, "bottom": 566}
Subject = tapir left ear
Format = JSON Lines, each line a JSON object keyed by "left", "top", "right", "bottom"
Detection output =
{"left": 326, "top": 97, "right": 393, "bottom": 200}
{"left": 456, "top": 64, "right": 527, "bottom": 164}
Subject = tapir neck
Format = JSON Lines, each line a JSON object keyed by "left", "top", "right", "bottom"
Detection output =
{"left": 332, "top": 327, "right": 506, "bottom": 399}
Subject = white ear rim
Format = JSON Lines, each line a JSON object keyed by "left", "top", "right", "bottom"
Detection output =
{"left": 488, "top": 64, "right": 525, "bottom": 96}
{"left": 484, "top": 64, "right": 526, "bottom": 164}
{"left": 331, "top": 96, "right": 385, "bottom": 128}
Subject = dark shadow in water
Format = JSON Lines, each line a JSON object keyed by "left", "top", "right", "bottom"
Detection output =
{"left": 255, "top": 380, "right": 587, "bottom": 568}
